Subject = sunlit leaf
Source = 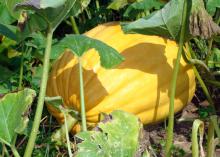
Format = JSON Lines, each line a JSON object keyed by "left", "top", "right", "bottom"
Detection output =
{"left": 122, "top": 0, "right": 186, "bottom": 41}
{"left": 0, "top": 89, "right": 36, "bottom": 146}
{"left": 53, "top": 35, "right": 124, "bottom": 69}
{"left": 75, "top": 110, "right": 142, "bottom": 157}
{"left": 124, "top": 0, "right": 164, "bottom": 17}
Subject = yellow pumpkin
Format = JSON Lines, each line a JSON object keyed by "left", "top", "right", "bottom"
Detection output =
{"left": 46, "top": 22, "right": 196, "bottom": 131}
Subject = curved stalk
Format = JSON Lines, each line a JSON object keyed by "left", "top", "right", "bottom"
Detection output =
{"left": 165, "top": 0, "right": 188, "bottom": 156}
{"left": 192, "top": 119, "right": 205, "bottom": 157}
{"left": 24, "top": 27, "right": 53, "bottom": 157}
{"left": 182, "top": 51, "right": 210, "bottom": 72}
{"left": 79, "top": 58, "right": 87, "bottom": 131}
{"left": 186, "top": 42, "right": 215, "bottom": 109}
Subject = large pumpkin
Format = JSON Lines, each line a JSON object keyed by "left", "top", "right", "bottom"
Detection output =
{"left": 46, "top": 22, "right": 196, "bottom": 130}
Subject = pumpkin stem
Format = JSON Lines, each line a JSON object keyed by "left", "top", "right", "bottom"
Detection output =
{"left": 165, "top": 0, "right": 188, "bottom": 156}
{"left": 24, "top": 26, "right": 54, "bottom": 157}
{"left": 79, "top": 58, "right": 87, "bottom": 131}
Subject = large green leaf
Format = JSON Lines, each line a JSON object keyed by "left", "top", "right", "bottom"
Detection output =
{"left": 75, "top": 110, "right": 142, "bottom": 157}
{"left": 53, "top": 35, "right": 124, "bottom": 69}
{"left": 206, "top": 0, "right": 220, "bottom": 16}
{"left": 15, "top": 0, "right": 66, "bottom": 9}
{"left": 15, "top": 0, "right": 76, "bottom": 30}
{"left": 0, "top": 89, "right": 36, "bottom": 146}
{"left": 124, "top": 0, "right": 164, "bottom": 17}
{"left": 122, "top": 0, "right": 185, "bottom": 41}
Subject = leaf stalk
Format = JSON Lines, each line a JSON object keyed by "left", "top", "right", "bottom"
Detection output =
{"left": 23, "top": 26, "right": 53, "bottom": 157}
{"left": 165, "top": 0, "right": 188, "bottom": 156}
{"left": 79, "top": 58, "right": 87, "bottom": 131}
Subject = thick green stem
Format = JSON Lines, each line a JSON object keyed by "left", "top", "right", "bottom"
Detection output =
{"left": 70, "top": 16, "right": 80, "bottom": 34}
{"left": 79, "top": 58, "right": 87, "bottom": 131}
{"left": 165, "top": 0, "right": 188, "bottom": 156}
{"left": 11, "top": 145, "right": 21, "bottom": 157}
{"left": 23, "top": 27, "right": 53, "bottom": 157}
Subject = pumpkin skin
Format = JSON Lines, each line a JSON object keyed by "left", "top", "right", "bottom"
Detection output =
{"left": 46, "top": 22, "right": 196, "bottom": 130}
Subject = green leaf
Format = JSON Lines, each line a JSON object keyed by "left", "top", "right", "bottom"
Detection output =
{"left": 124, "top": 0, "right": 164, "bottom": 17}
{"left": 44, "top": 96, "right": 63, "bottom": 112}
{"left": 0, "top": 65, "right": 14, "bottom": 82}
{"left": 4, "top": 0, "right": 23, "bottom": 18}
{"left": 0, "top": 23, "right": 17, "bottom": 41}
{"left": 206, "top": 0, "right": 220, "bottom": 16}
{"left": 15, "top": 0, "right": 66, "bottom": 10}
{"left": 0, "top": 88, "right": 36, "bottom": 146}
{"left": 208, "top": 48, "right": 220, "bottom": 69}
{"left": 0, "top": 2, "right": 16, "bottom": 24}
{"left": 75, "top": 110, "right": 142, "bottom": 157}
{"left": 108, "top": 0, "right": 129, "bottom": 10}
{"left": 16, "top": 13, "right": 47, "bottom": 42}
{"left": 15, "top": 0, "right": 77, "bottom": 30}
{"left": 54, "top": 35, "right": 124, "bottom": 69}
{"left": 122, "top": 0, "right": 187, "bottom": 41}
{"left": 69, "top": 0, "right": 91, "bottom": 17}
